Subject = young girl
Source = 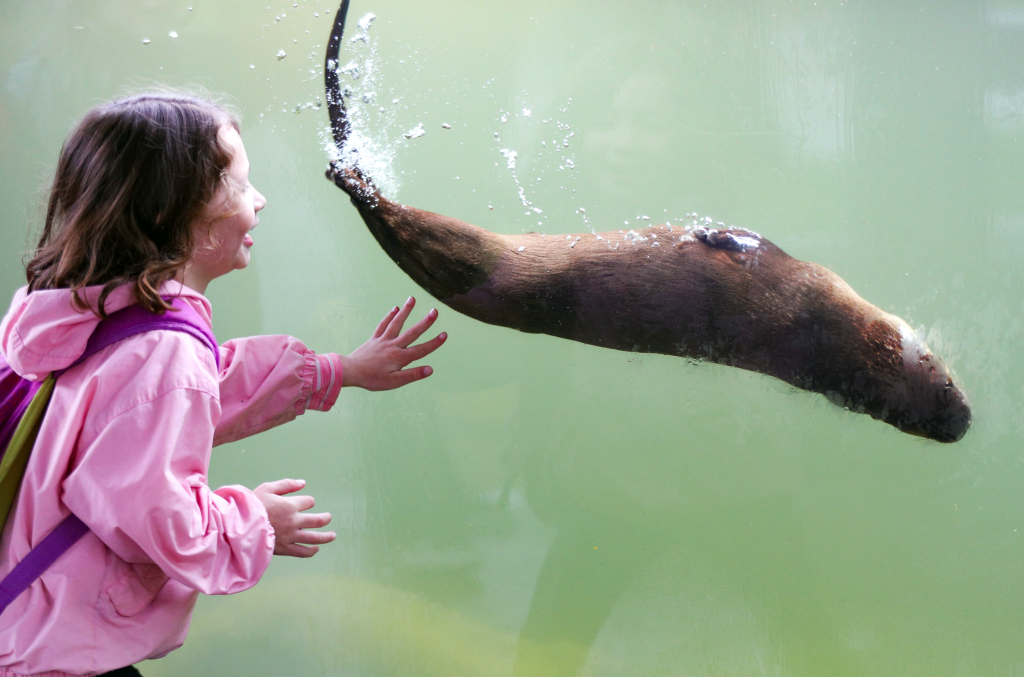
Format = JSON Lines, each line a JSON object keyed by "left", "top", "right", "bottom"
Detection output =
{"left": 0, "top": 92, "right": 446, "bottom": 676}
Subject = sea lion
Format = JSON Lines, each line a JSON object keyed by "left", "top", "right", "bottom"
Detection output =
{"left": 322, "top": 0, "right": 971, "bottom": 443}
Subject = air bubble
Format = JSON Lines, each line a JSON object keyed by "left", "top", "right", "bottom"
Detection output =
{"left": 404, "top": 123, "right": 425, "bottom": 139}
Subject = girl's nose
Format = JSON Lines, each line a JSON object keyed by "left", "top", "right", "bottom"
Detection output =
{"left": 253, "top": 187, "right": 267, "bottom": 212}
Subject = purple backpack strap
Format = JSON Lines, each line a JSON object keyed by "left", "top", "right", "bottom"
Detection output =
{"left": 0, "top": 362, "right": 42, "bottom": 460}
{"left": 0, "top": 296, "right": 219, "bottom": 617}
{"left": 0, "top": 514, "right": 88, "bottom": 612}
{"left": 66, "top": 296, "right": 220, "bottom": 373}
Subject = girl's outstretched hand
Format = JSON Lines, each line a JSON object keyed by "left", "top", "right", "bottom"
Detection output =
{"left": 339, "top": 296, "right": 447, "bottom": 391}
{"left": 254, "top": 479, "right": 335, "bottom": 558}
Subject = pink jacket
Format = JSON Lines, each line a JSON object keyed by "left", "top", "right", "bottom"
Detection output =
{"left": 0, "top": 281, "right": 342, "bottom": 676}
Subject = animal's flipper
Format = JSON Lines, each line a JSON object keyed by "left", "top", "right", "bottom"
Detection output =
{"left": 325, "top": 0, "right": 352, "bottom": 150}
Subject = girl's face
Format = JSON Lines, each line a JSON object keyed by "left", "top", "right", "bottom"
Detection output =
{"left": 186, "top": 125, "right": 266, "bottom": 292}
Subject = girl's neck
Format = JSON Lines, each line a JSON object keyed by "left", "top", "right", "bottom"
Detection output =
{"left": 177, "top": 266, "right": 211, "bottom": 295}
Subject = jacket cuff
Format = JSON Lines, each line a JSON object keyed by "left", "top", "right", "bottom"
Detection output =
{"left": 307, "top": 353, "right": 343, "bottom": 412}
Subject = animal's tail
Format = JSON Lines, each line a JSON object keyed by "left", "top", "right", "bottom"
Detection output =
{"left": 324, "top": 0, "right": 378, "bottom": 201}
{"left": 325, "top": 0, "right": 352, "bottom": 150}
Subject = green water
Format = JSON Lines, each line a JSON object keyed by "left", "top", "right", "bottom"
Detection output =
{"left": 2, "top": 1, "right": 1023, "bottom": 675}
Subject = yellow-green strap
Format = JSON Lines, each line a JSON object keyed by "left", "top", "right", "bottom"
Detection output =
{"left": 0, "top": 375, "right": 56, "bottom": 528}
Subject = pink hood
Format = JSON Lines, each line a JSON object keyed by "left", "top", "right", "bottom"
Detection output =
{"left": 0, "top": 280, "right": 212, "bottom": 380}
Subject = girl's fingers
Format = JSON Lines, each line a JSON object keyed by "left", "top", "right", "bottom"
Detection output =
{"left": 292, "top": 529, "right": 337, "bottom": 545}
{"left": 396, "top": 308, "right": 438, "bottom": 348}
{"left": 281, "top": 543, "right": 320, "bottom": 558}
{"left": 296, "top": 511, "right": 332, "bottom": 529}
{"left": 383, "top": 297, "right": 416, "bottom": 339}
{"left": 372, "top": 306, "right": 400, "bottom": 339}
{"left": 387, "top": 365, "right": 433, "bottom": 389}
{"left": 401, "top": 332, "right": 447, "bottom": 363}
{"left": 289, "top": 494, "right": 317, "bottom": 512}
{"left": 258, "top": 478, "right": 306, "bottom": 496}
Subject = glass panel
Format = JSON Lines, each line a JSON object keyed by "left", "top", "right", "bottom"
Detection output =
{"left": 1, "top": 1, "right": 1021, "bottom": 675}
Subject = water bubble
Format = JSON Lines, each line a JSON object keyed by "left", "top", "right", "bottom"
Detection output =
{"left": 276, "top": 49, "right": 287, "bottom": 60}
{"left": 403, "top": 123, "right": 425, "bottom": 139}
{"left": 326, "top": 58, "right": 337, "bottom": 71}
{"left": 350, "top": 12, "right": 376, "bottom": 42}
{"left": 168, "top": 30, "right": 178, "bottom": 38}
{"left": 441, "top": 123, "right": 451, "bottom": 129}
{"left": 522, "top": 107, "right": 532, "bottom": 117}
{"left": 518, "top": 246, "right": 525, "bottom": 252}
{"left": 340, "top": 61, "right": 360, "bottom": 78}
{"left": 499, "top": 149, "right": 517, "bottom": 169}
{"left": 142, "top": 38, "right": 151, "bottom": 44}
{"left": 249, "top": 63, "right": 255, "bottom": 69}
{"left": 500, "top": 114, "right": 508, "bottom": 123}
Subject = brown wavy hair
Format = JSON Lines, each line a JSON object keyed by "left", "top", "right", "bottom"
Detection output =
{"left": 25, "top": 91, "right": 239, "bottom": 317}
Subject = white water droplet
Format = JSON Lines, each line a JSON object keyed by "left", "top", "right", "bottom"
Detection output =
{"left": 276, "top": 49, "right": 287, "bottom": 60}
{"left": 518, "top": 246, "right": 525, "bottom": 252}
{"left": 441, "top": 123, "right": 451, "bottom": 129}
{"left": 142, "top": 38, "right": 151, "bottom": 44}
{"left": 168, "top": 30, "right": 178, "bottom": 38}
{"left": 522, "top": 107, "right": 532, "bottom": 117}
{"left": 403, "top": 123, "right": 426, "bottom": 139}
{"left": 499, "top": 148, "right": 517, "bottom": 169}
{"left": 340, "top": 60, "right": 360, "bottom": 78}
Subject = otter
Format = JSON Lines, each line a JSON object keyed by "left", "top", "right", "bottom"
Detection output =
{"left": 322, "top": 0, "right": 970, "bottom": 443}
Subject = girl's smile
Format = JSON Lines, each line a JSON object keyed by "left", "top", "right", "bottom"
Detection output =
{"left": 184, "top": 125, "right": 266, "bottom": 293}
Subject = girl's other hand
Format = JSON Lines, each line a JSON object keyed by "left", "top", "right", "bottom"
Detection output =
{"left": 339, "top": 297, "right": 447, "bottom": 391}
{"left": 254, "top": 479, "right": 335, "bottom": 558}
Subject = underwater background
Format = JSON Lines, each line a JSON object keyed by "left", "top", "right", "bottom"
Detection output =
{"left": 2, "top": 0, "right": 1023, "bottom": 674}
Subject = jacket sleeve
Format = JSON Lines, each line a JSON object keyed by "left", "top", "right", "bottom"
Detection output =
{"left": 61, "top": 386, "right": 275, "bottom": 595}
{"left": 214, "top": 335, "right": 343, "bottom": 446}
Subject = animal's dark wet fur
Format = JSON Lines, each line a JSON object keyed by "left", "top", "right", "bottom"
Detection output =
{"left": 321, "top": 1, "right": 970, "bottom": 442}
